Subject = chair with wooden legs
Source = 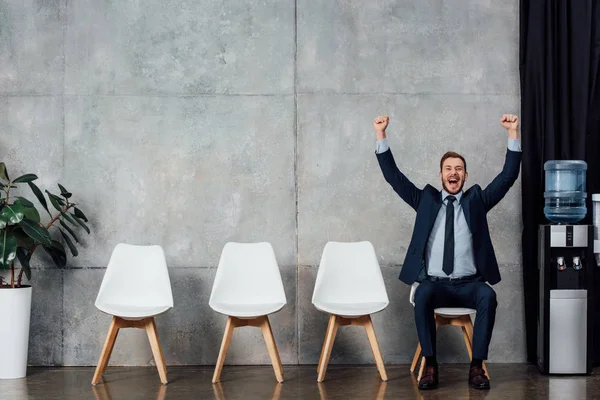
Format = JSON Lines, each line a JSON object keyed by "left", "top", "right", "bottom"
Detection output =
{"left": 312, "top": 241, "right": 389, "bottom": 383}
{"left": 209, "top": 242, "right": 287, "bottom": 383}
{"left": 92, "top": 244, "right": 174, "bottom": 386}
{"left": 408, "top": 283, "right": 490, "bottom": 381}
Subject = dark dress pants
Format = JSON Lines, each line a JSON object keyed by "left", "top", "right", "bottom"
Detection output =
{"left": 413, "top": 277, "right": 497, "bottom": 360}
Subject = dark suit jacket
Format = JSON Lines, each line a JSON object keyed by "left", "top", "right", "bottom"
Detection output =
{"left": 376, "top": 147, "right": 522, "bottom": 285}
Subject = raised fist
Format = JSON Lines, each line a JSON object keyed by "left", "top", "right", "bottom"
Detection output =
{"left": 500, "top": 114, "right": 519, "bottom": 132}
{"left": 374, "top": 115, "right": 389, "bottom": 139}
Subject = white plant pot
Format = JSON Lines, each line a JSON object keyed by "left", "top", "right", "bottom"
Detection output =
{"left": 0, "top": 286, "right": 32, "bottom": 379}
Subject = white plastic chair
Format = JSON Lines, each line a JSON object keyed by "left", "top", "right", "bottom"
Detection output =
{"left": 92, "top": 244, "right": 173, "bottom": 386}
{"left": 209, "top": 242, "right": 287, "bottom": 383}
{"left": 312, "top": 241, "right": 389, "bottom": 382}
{"left": 409, "top": 282, "right": 489, "bottom": 380}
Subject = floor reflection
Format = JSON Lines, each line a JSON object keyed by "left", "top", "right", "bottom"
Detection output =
{"left": 317, "top": 377, "right": 387, "bottom": 400}
{"left": 91, "top": 382, "right": 167, "bottom": 400}
{"left": 548, "top": 376, "right": 587, "bottom": 400}
{"left": 212, "top": 381, "right": 282, "bottom": 400}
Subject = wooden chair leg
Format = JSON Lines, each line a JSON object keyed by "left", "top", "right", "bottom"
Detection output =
{"left": 317, "top": 315, "right": 340, "bottom": 382}
{"left": 362, "top": 315, "right": 388, "bottom": 381}
{"left": 145, "top": 318, "right": 168, "bottom": 385}
{"left": 260, "top": 316, "right": 284, "bottom": 383}
{"left": 463, "top": 315, "right": 490, "bottom": 379}
{"left": 417, "top": 315, "right": 443, "bottom": 381}
{"left": 212, "top": 316, "right": 236, "bottom": 383}
{"left": 461, "top": 325, "right": 473, "bottom": 360}
{"left": 92, "top": 317, "right": 121, "bottom": 385}
{"left": 417, "top": 356, "right": 426, "bottom": 381}
{"left": 410, "top": 342, "right": 422, "bottom": 373}
{"left": 317, "top": 315, "right": 336, "bottom": 374}
{"left": 482, "top": 360, "right": 490, "bottom": 379}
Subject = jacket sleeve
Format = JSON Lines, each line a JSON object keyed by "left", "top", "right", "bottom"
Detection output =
{"left": 481, "top": 148, "right": 522, "bottom": 212}
{"left": 376, "top": 148, "right": 422, "bottom": 211}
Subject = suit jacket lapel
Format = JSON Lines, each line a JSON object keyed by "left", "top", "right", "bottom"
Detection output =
{"left": 427, "top": 193, "right": 443, "bottom": 234}
{"left": 461, "top": 193, "right": 472, "bottom": 232}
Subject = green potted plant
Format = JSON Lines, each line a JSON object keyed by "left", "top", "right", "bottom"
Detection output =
{"left": 0, "top": 162, "right": 90, "bottom": 379}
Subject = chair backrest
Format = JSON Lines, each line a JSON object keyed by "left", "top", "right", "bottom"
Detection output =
{"left": 95, "top": 243, "right": 173, "bottom": 308}
{"left": 312, "top": 241, "right": 389, "bottom": 305}
{"left": 209, "top": 242, "right": 286, "bottom": 306}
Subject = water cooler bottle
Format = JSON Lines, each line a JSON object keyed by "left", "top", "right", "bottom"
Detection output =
{"left": 537, "top": 161, "right": 596, "bottom": 374}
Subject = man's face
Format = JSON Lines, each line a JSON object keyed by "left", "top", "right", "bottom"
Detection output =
{"left": 440, "top": 157, "right": 468, "bottom": 194}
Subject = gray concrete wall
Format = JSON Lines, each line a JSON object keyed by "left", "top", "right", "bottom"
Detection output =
{"left": 0, "top": 0, "right": 525, "bottom": 366}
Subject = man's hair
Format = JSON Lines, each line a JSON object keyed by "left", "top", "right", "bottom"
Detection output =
{"left": 440, "top": 151, "right": 467, "bottom": 172}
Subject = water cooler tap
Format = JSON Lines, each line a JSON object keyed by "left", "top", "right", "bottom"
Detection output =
{"left": 573, "top": 256, "right": 582, "bottom": 271}
{"left": 557, "top": 257, "right": 566, "bottom": 271}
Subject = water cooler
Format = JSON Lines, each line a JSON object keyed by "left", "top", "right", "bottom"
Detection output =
{"left": 537, "top": 161, "right": 597, "bottom": 374}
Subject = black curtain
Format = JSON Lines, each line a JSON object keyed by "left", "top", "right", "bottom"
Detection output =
{"left": 520, "top": 0, "right": 600, "bottom": 363}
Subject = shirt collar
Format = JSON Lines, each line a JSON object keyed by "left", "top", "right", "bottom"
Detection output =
{"left": 441, "top": 189, "right": 463, "bottom": 204}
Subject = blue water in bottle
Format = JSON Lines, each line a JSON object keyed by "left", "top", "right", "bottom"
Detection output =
{"left": 544, "top": 160, "right": 587, "bottom": 223}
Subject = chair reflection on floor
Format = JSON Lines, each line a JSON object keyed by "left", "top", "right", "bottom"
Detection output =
{"left": 91, "top": 382, "right": 167, "bottom": 400}
{"left": 317, "top": 377, "right": 387, "bottom": 400}
{"left": 212, "top": 381, "right": 282, "bottom": 400}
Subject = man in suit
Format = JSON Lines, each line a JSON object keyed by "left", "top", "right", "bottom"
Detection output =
{"left": 374, "top": 114, "right": 521, "bottom": 390}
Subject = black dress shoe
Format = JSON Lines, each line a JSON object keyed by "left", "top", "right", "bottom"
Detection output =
{"left": 469, "top": 366, "right": 490, "bottom": 390}
{"left": 418, "top": 366, "right": 439, "bottom": 390}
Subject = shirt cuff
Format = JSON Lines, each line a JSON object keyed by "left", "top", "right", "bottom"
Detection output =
{"left": 508, "top": 138, "right": 522, "bottom": 152}
{"left": 376, "top": 138, "right": 389, "bottom": 154}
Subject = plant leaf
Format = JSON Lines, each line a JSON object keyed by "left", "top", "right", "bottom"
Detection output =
{"left": 19, "top": 218, "right": 52, "bottom": 246}
{"left": 14, "top": 199, "right": 41, "bottom": 223}
{"left": 71, "top": 214, "right": 90, "bottom": 234}
{"left": 59, "top": 219, "right": 79, "bottom": 243}
{"left": 57, "top": 183, "right": 72, "bottom": 199}
{"left": 12, "top": 227, "right": 35, "bottom": 249}
{"left": 16, "top": 197, "right": 34, "bottom": 208}
{"left": 28, "top": 182, "right": 50, "bottom": 216}
{"left": 43, "top": 240, "right": 67, "bottom": 268}
{"left": 0, "top": 202, "right": 25, "bottom": 226}
{"left": 0, "top": 231, "right": 17, "bottom": 269}
{"left": 22, "top": 205, "right": 41, "bottom": 223}
{"left": 0, "top": 162, "right": 9, "bottom": 182}
{"left": 74, "top": 207, "right": 88, "bottom": 222}
{"left": 16, "top": 247, "right": 32, "bottom": 281}
{"left": 46, "top": 191, "right": 63, "bottom": 211}
{"left": 60, "top": 211, "right": 78, "bottom": 227}
{"left": 13, "top": 174, "right": 38, "bottom": 183}
{"left": 58, "top": 228, "right": 78, "bottom": 257}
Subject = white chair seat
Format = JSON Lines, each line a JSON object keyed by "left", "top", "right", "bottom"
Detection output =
{"left": 314, "top": 301, "right": 388, "bottom": 317}
{"left": 434, "top": 307, "right": 475, "bottom": 317}
{"left": 210, "top": 301, "right": 285, "bottom": 318}
{"left": 96, "top": 303, "right": 172, "bottom": 319}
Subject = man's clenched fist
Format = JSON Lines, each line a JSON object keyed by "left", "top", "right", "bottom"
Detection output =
{"left": 500, "top": 114, "right": 519, "bottom": 138}
{"left": 374, "top": 115, "right": 389, "bottom": 140}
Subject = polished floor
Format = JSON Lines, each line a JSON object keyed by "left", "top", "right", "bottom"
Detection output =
{"left": 0, "top": 364, "right": 598, "bottom": 400}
